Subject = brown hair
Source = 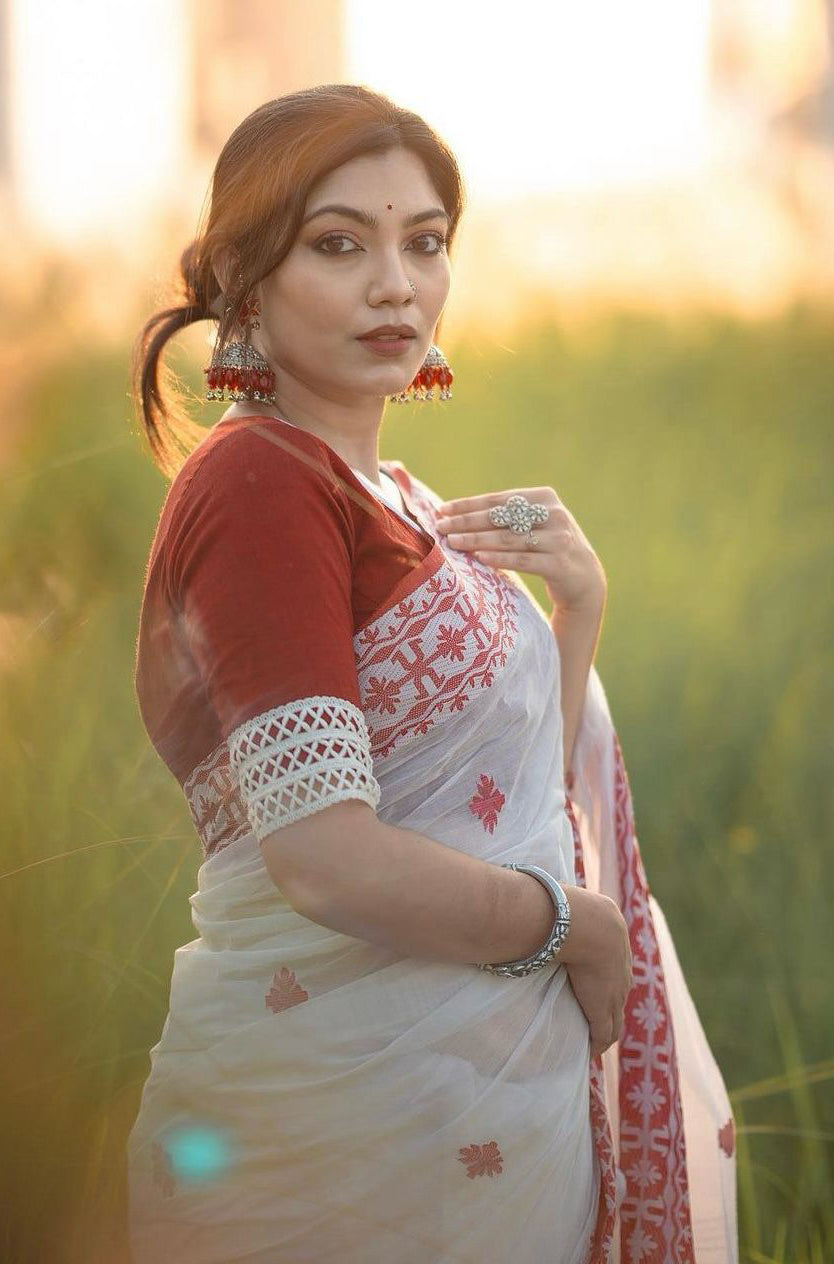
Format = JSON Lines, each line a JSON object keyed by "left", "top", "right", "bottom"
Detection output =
{"left": 131, "top": 83, "right": 466, "bottom": 479}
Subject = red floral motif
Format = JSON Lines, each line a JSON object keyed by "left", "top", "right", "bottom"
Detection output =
{"left": 458, "top": 1140, "right": 504, "bottom": 1178}
{"left": 183, "top": 742, "right": 252, "bottom": 859}
{"left": 469, "top": 773, "right": 506, "bottom": 834}
{"left": 565, "top": 731, "right": 697, "bottom": 1264}
{"left": 565, "top": 795, "right": 618, "bottom": 1263}
{"left": 436, "top": 621, "right": 469, "bottom": 661}
{"left": 151, "top": 1140, "right": 175, "bottom": 1199}
{"left": 265, "top": 966, "right": 309, "bottom": 1014}
{"left": 587, "top": 1068, "right": 618, "bottom": 1262}
{"left": 355, "top": 547, "right": 518, "bottom": 761}
{"left": 718, "top": 1116, "right": 735, "bottom": 1157}
{"left": 364, "top": 675, "right": 401, "bottom": 715}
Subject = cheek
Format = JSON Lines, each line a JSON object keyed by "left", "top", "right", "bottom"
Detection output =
{"left": 264, "top": 268, "right": 350, "bottom": 343}
{"left": 425, "top": 258, "right": 452, "bottom": 308}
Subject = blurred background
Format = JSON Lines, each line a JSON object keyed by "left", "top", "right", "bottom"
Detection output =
{"left": 0, "top": 1, "right": 832, "bottom": 1261}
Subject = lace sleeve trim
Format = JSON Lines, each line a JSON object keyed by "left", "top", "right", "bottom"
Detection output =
{"left": 226, "top": 695, "right": 381, "bottom": 841}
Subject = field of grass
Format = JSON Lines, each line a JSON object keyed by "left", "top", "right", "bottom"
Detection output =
{"left": 1, "top": 304, "right": 832, "bottom": 1261}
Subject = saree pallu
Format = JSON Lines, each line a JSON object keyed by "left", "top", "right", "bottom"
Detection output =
{"left": 569, "top": 664, "right": 738, "bottom": 1262}
{"left": 127, "top": 455, "right": 737, "bottom": 1263}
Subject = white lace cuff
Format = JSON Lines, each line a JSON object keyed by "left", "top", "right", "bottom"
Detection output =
{"left": 226, "top": 695, "right": 381, "bottom": 841}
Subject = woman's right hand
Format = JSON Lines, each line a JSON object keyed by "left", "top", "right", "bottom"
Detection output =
{"left": 557, "top": 885, "right": 633, "bottom": 1060}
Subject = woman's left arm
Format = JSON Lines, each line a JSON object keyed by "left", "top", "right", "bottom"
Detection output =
{"left": 434, "top": 482, "right": 607, "bottom": 782}
{"left": 549, "top": 581, "right": 606, "bottom": 783}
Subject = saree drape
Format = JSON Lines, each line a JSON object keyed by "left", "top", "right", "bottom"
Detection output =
{"left": 127, "top": 417, "right": 737, "bottom": 1263}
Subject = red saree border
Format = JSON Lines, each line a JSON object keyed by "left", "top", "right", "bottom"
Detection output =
{"left": 565, "top": 727, "right": 696, "bottom": 1264}
{"left": 354, "top": 539, "right": 447, "bottom": 638}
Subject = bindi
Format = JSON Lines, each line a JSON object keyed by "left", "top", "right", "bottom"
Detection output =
{"left": 387, "top": 203, "right": 393, "bottom": 209}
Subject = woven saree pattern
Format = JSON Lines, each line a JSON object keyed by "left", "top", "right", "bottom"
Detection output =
{"left": 129, "top": 426, "right": 737, "bottom": 1263}
{"left": 227, "top": 694, "right": 381, "bottom": 840}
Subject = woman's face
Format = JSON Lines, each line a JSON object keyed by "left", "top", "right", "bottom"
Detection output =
{"left": 254, "top": 146, "right": 452, "bottom": 403}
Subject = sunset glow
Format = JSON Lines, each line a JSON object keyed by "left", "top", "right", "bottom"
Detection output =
{"left": 345, "top": 0, "right": 712, "bottom": 196}
{"left": 12, "top": 0, "right": 712, "bottom": 239}
{"left": 6, "top": 0, "right": 833, "bottom": 323}
{"left": 9, "top": 0, "right": 187, "bottom": 242}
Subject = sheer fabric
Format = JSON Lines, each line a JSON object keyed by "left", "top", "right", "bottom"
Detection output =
{"left": 126, "top": 415, "right": 737, "bottom": 1263}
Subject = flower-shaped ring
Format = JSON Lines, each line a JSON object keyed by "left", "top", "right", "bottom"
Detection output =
{"left": 488, "top": 494, "right": 550, "bottom": 548}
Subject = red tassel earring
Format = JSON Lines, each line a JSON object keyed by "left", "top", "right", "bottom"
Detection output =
{"left": 388, "top": 343, "right": 454, "bottom": 403}
{"left": 204, "top": 279, "right": 277, "bottom": 406}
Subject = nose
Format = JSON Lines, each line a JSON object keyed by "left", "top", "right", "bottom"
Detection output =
{"left": 367, "top": 245, "right": 416, "bottom": 308}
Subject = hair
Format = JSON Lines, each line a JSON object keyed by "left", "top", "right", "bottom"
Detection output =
{"left": 131, "top": 83, "right": 466, "bottom": 479}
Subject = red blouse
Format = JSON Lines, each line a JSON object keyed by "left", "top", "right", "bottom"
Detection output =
{"left": 134, "top": 414, "right": 444, "bottom": 857}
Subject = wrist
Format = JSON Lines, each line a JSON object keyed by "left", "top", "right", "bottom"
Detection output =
{"left": 554, "top": 883, "right": 591, "bottom": 966}
{"left": 569, "top": 573, "right": 607, "bottom": 617}
{"left": 549, "top": 573, "right": 607, "bottom": 622}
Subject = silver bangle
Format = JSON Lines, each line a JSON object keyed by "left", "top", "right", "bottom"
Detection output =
{"left": 478, "top": 863, "right": 572, "bottom": 978}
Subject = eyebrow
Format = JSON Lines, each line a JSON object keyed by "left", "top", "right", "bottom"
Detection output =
{"left": 302, "top": 203, "right": 451, "bottom": 229}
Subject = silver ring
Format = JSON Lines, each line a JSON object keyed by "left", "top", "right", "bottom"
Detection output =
{"left": 488, "top": 494, "right": 549, "bottom": 544}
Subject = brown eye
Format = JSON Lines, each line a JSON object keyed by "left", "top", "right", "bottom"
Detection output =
{"left": 410, "top": 232, "right": 447, "bottom": 254}
{"left": 315, "top": 233, "right": 359, "bottom": 255}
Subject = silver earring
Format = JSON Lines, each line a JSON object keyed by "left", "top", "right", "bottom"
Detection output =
{"left": 388, "top": 343, "right": 454, "bottom": 403}
{"left": 388, "top": 281, "right": 454, "bottom": 403}
{"left": 204, "top": 272, "right": 277, "bottom": 405}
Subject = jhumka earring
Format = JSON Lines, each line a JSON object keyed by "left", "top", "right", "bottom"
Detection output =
{"left": 388, "top": 278, "right": 454, "bottom": 403}
{"left": 204, "top": 276, "right": 277, "bottom": 406}
{"left": 387, "top": 343, "right": 454, "bottom": 403}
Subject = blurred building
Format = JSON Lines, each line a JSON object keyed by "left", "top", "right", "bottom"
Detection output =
{"left": 450, "top": 0, "right": 834, "bottom": 331}
{"left": 0, "top": 0, "right": 11, "bottom": 199}
{"left": 187, "top": 0, "right": 344, "bottom": 194}
{"left": 0, "top": 0, "right": 347, "bottom": 346}
{"left": 2, "top": 0, "right": 834, "bottom": 342}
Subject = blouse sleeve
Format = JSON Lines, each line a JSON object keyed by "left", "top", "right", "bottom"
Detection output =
{"left": 168, "top": 426, "right": 380, "bottom": 841}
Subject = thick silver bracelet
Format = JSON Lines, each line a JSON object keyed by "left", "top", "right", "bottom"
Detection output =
{"left": 478, "top": 862, "right": 572, "bottom": 978}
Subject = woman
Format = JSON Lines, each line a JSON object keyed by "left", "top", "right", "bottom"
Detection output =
{"left": 127, "top": 84, "right": 738, "bottom": 1263}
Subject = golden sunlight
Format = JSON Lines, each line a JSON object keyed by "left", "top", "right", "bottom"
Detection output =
{"left": 345, "top": 0, "right": 713, "bottom": 196}
{"left": 10, "top": 0, "right": 187, "bottom": 243}
{"left": 6, "top": 0, "right": 834, "bottom": 326}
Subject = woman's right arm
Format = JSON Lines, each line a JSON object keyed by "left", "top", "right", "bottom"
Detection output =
{"left": 263, "top": 799, "right": 632, "bottom": 1058}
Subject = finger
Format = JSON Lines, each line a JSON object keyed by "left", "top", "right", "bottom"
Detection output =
{"left": 444, "top": 528, "right": 534, "bottom": 552}
{"left": 470, "top": 549, "right": 545, "bottom": 570}
{"left": 436, "top": 491, "right": 528, "bottom": 518}
{"left": 437, "top": 493, "right": 562, "bottom": 534}
{"left": 435, "top": 508, "right": 500, "bottom": 532}
{"left": 432, "top": 487, "right": 556, "bottom": 518}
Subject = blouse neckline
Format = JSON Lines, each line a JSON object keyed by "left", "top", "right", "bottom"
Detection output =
{"left": 213, "top": 412, "right": 433, "bottom": 541}
{"left": 351, "top": 464, "right": 416, "bottom": 531}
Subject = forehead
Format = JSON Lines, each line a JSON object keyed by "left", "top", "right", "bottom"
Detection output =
{"left": 306, "top": 148, "right": 437, "bottom": 209}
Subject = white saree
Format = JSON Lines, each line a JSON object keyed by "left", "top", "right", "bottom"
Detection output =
{"left": 127, "top": 441, "right": 738, "bottom": 1263}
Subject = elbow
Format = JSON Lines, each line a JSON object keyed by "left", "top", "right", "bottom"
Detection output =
{"left": 257, "top": 797, "right": 381, "bottom": 921}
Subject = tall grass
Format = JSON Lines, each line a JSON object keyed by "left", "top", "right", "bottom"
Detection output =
{"left": 1, "top": 305, "right": 831, "bottom": 1261}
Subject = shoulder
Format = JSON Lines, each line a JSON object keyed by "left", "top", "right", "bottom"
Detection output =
{"left": 161, "top": 417, "right": 358, "bottom": 546}
{"left": 162, "top": 418, "right": 356, "bottom": 594}
{"left": 177, "top": 417, "right": 347, "bottom": 504}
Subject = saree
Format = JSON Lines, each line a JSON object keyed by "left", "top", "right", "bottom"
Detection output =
{"left": 126, "top": 415, "right": 738, "bottom": 1263}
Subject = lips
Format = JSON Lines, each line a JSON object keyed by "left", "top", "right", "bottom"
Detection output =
{"left": 358, "top": 324, "right": 417, "bottom": 340}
